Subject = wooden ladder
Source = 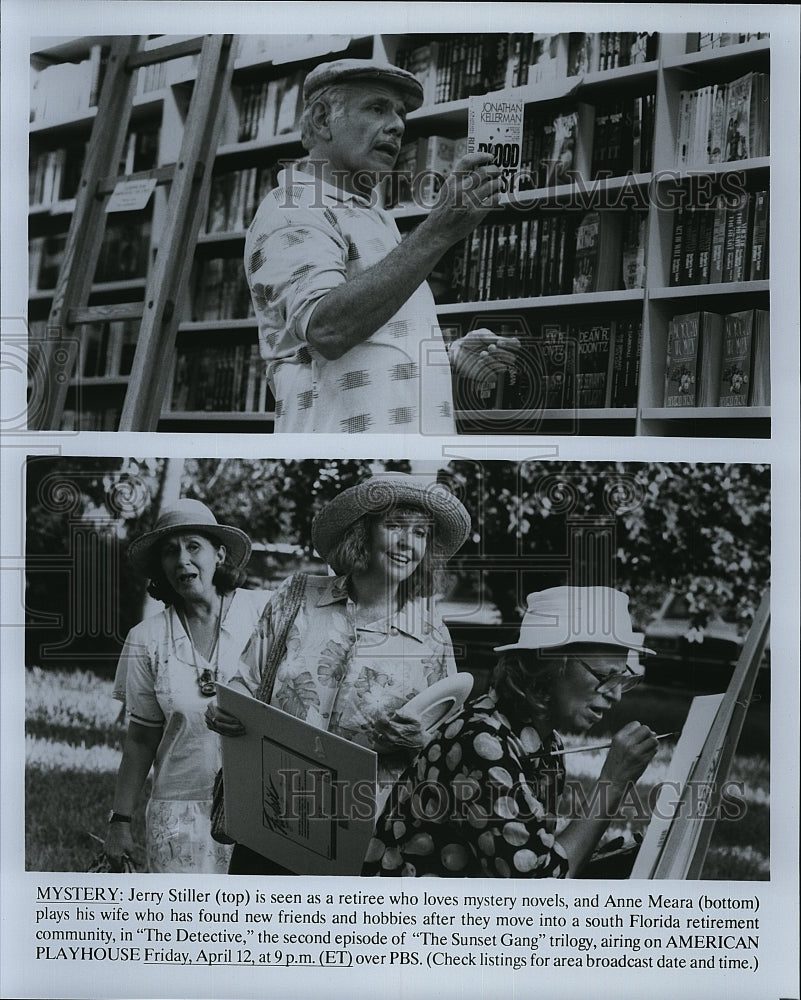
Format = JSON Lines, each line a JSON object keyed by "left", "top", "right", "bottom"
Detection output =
{"left": 31, "top": 35, "right": 235, "bottom": 431}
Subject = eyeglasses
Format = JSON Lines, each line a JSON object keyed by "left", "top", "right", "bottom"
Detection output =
{"left": 575, "top": 659, "right": 641, "bottom": 696}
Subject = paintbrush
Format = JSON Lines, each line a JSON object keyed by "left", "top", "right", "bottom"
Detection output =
{"left": 551, "top": 732, "right": 675, "bottom": 756}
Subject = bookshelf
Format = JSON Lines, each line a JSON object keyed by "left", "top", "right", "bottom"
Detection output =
{"left": 28, "top": 31, "right": 771, "bottom": 436}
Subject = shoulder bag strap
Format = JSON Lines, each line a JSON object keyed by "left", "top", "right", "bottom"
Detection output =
{"left": 255, "top": 572, "right": 308, "bottom": 704}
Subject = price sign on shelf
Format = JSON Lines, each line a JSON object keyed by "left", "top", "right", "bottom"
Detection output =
{"left": 106, "top": 178, "right": 157, "bottom": 213}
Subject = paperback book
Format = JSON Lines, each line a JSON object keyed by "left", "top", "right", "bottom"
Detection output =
{"left": 468, "top": 93, "right": 525, "bottom": 195}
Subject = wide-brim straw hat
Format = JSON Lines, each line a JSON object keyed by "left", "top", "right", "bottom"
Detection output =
{"left": 495, "top": 586, "right": 654, "bottom": 672}
{"left": 128, "top": 498, "right": 251, "bottom": 578}
{"left": 311, "top": 474, "right": 471, "bottom": 563}
{"left": 302, "top": 58, "right": 425, "bottom": 113}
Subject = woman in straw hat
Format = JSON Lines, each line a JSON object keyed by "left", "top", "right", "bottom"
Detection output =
{"left": 205, "top": 473, "right": 472, "bottom": 875}
{"left": 103, "top": 499, "right": 272, "bottom": 873}
{"left": 362, "top": 586, "right": 659, "bottom": 878}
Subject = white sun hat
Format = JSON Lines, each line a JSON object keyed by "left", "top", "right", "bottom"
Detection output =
{"left": 494, "top": 586, "right": 654, "bottom": 672}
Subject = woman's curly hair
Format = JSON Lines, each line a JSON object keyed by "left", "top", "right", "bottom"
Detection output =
{"left": 324, "top": 505, "right": 444, "bottom": 605}
{"left": 492, "top": 648, "right": 568, "bottom": 728}
{"left": 144, "top": 531, "right": 245, "bottom": 607}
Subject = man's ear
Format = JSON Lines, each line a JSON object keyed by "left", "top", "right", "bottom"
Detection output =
{"left": 309, "top": 99, "right": 332, "bottom": 142}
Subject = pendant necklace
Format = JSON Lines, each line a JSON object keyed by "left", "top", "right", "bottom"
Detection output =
{"left": 180, "top": 595, "right": 224, "bottom": 697}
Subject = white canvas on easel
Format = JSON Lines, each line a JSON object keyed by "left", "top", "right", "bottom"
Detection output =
{"left": 630, "top": 693, "right": 724, "bottom": 879}
{"left": 217, "top": 685, "right": 378, "bottom": 875}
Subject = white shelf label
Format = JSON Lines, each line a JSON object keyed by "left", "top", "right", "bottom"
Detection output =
{"left": 106, "top": 178, "right": 156, "bottom": 213}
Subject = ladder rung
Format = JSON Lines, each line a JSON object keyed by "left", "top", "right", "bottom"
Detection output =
{"left": 126, "top": 37, "right": 206, "bottom": 70}
{"left": 97, "top": 162, "right": 204, "bottom": 196}
{"left": 68, "top": 303, "right": 145, "bottom": 326}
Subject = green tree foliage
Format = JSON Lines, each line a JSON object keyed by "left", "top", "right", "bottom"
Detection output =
{"left": 25, "top": 456, "right": 165, "bottom": 671}
{"left": 446, "top": 460, "right": 770, "bottom": 633}
{"left": 179, "top": 458, "right": 375, "bottom": 548}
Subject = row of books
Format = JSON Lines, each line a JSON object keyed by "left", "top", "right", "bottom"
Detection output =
{"left": 448, "top": 316, "right": 642, "bottom": 411}
{"left": 29, "top": 216, "right": 152, "bottom": 291}
{"left": 520, "top": 96, "right": 655, "bottom": 189}
{"left": 669, "top": 190, "right": 769, "bottom": 286}
{"left": 205, "top": 163, "right": 282, "bottom": 234}
{"left": 663, "top": 309, "right": 769, "bottom": 408}
{"left": 29, "top": 142, "right": 86, "bottom": 207}
{"left": 676, "top": 71, "right": 769, "bottom": 167}
{"left": 392, "top": 136, "right": 468, "bottom": 207}
{"left": 395, "top": 36, "right": 509, "bottom": 106}
{"left": 133, "top": 50, "right": 197, "bottom": 94}
{"left": 171, "top": 343, "right": 269, "bottom": 412}
{"left": 234, "top": 69, "right": 305, "bottom": 143}
{"left": 395, "top": 33, "right": 658, "bottom": 105}
{"left": 95, "top": 215, "right": 153, "bottom": 284}
{"left": 29, "top": 235, "right": 65, "bottom": 291}
{"left": 193, "top": 259, "right": 255, "bottom": 322}
{"left": 391, "top": 96, "right": 654, "bottom": 210}
{"left": 119, "top": 122, "right": 161, "bottom": 176}
{"left": 30, "top": 44, "right": 105, "bottom": 124}
{"left": 566, "top": 32, "right": 658, "bottom": 77}
{"left": 686, "top": 33, "right": 769, "bottom": 53}
{"left": 443, "top": 209, "right": 644, "bottom": 304}
{"left": 29, "top": 122, "right": 160, "bottom": 209}
{"left": 590, "top": 93, "right": 656, "bottom": 178}
{"left": 78, "top": 320, "right": 139, "bottom": 379}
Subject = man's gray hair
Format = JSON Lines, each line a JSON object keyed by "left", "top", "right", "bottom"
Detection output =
{"left": 299, "top": 84, "right": 350, "bottom": 151}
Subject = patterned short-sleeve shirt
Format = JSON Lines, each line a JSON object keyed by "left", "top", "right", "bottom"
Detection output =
{"left": 244, "top": 165, "right": 456, "bottom": 435}
{"left": 116, "top": 588, "right": 272, "bottom": 801}
{"left": 233, "top": 574, "right": 458, "bottom": 809}
{"left": 362, "top": 690, "right": 570, "bottom": 878}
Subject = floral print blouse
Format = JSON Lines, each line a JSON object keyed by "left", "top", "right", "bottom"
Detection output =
{"left": 233, "top": 574, "right": 458, "bottom": 807}
{"left": 362, "top": 690, "right": 570, "bottom": 878}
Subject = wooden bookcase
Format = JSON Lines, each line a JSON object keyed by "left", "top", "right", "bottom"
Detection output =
{"left": 28, "top": 31, "right": 771, "bottom": 436}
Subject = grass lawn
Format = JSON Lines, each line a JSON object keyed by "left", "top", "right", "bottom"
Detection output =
{"left": 24, "top": 666, "right": 769, "bottom": 879}
{"left": 25, "top": 666, "right": 148, "bottom": 872}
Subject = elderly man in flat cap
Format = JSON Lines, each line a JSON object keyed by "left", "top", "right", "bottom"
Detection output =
{"left": 244, "top": 58, "right": 520, "bottom": 434}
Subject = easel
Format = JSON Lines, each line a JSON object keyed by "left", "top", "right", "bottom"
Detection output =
{"left": 631, "top": 588, "right": 770, "bottom": 879}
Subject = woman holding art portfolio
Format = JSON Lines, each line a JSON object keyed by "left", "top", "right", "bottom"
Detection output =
{"left": 104, "top": 499, "right": 272, "bottom": 874}
{"left": 362, "top": 586, "right": 659, "bottom": 878}
{"left": 205, "top": 474, "right": 472, "bottom": 875}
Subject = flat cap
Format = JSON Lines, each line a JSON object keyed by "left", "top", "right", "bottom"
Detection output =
{"left": 303, "top": 58, "right": 424, "bottom": 112}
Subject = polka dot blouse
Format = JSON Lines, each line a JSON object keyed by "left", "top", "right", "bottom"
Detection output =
{"left": 362, "top": 691, "right": 570, "bottom": 878}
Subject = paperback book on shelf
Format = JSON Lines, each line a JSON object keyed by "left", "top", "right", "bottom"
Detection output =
{"left": 572, "top": 210, "right": 623, "bottom": 293}
{"left": 537, "top": 322, "right": 575, "bottom": 408}
{"left": 722, "top": 192, "right": 754, "bottom": 283}
{"left": 610, "top": 318, "right": 642, "bottom": 407}
{"left": 663, "top": 311, "right": 723, "bottom": 407}
{"left": 719, "top": 309, "right": 770, "bottom": 406}
{"left": 748, "top": 189, "right": 770, "bottom": 280}
{"left": 749, "top": 308, "right": 770, "bottom": 405}
{"left": 573, "top": 320, "right": 613, "bottom": 407}
{"left": 545, "top": 103, "right": 594, "bottom": 186}
{"left": 621, "top": 211, "right": 647, "bottom": 289}
{"left": 719, "top": 309, "right": 757, "bottom": 406}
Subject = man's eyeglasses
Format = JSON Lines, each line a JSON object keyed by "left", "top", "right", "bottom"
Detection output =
{"left": 575, "top": 659, "right": 641, "bottom": 696}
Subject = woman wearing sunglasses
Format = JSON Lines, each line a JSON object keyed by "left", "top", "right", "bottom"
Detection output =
{"left": 363, "top": 586, "right": 658, "bottom": 879}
